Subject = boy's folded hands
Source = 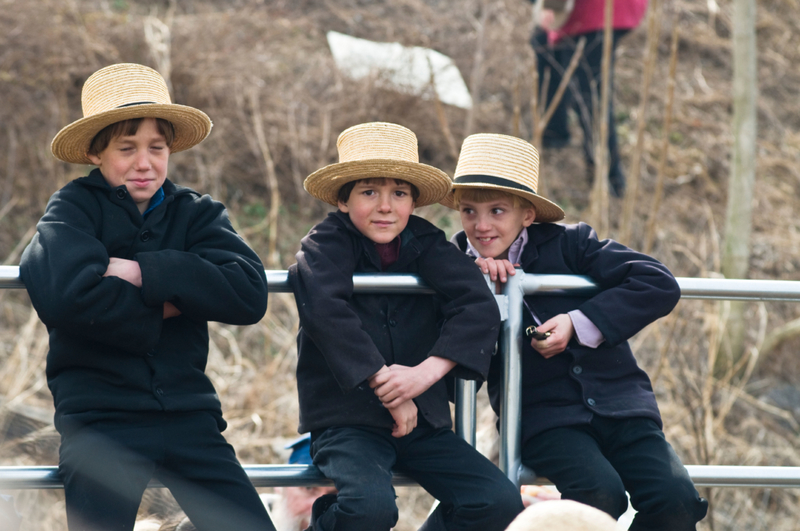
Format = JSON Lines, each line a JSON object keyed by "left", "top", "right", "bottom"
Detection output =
{"left": 369, "top": 357, "right": 457, "bottom": 408}
{"left": 369, "top": 356, "right": 458, "bottom": 438}
{"left": 104, "top": 257, "right": 143, "bottom": 287}
{"left": 388, "top": 399, "right": 418, "bottom": 438}
{"left": 104, "top": 257, "right": 181, "bottom": 319}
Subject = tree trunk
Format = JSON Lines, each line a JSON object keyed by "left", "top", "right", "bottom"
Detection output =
{"left": 720, "top": 0, "right": 757, "bottom": 368}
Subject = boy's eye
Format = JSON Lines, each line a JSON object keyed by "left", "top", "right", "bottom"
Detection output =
{"left": 362, "top": 189, "right": 375, "bottom": 196}
{"left": 491, "top": 208, "right": 505, "bottom": 215}
{"left": 394, "top": 190, "right": 407, "bottom": 197}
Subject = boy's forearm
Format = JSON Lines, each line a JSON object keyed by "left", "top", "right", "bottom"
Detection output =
{"left": 418, "top": 356, "right": 457, "bottom": 385}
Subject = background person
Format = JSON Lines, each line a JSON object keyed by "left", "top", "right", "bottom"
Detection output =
{"left": 530, "top": 0, "right": 649, "bottom": 197}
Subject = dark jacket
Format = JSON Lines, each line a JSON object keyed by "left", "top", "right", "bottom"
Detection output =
{"left": 20, "top": 169, "right": 268, "bottom": 431}
{"left": 453, "top": 222, "right": 680, "bottom": 445}
{"left": 289, "top": 211, "right": 501, "bottom": 434}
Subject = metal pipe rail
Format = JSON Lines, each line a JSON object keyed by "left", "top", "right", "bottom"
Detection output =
{"left": 5, "top": 464, "right": 800, "bottom": 490}
{"left": 3, "top": 265, "right": 800, "bottom": 491}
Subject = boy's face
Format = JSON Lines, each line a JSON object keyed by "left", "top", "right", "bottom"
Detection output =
{"left": 87, "top": 117, "right": 169, "bottom": 214}
{"left": 459, "top": 196, "right": 536, "bottom": 260}
{"left": 338, "top": 179, "right": 416, "bottom": 244}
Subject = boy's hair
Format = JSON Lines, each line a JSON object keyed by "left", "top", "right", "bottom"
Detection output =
{"left": 337, "top": 178, "right": 421, "bottom": 204}
{"left": 453, "top": 187, "right": 534, "bottom": 210}
{"left": 88, "top": 118, "right": 175, "bottom": 157}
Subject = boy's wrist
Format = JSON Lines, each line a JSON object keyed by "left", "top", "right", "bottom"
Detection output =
{"left": 420, "top": 356, "right": 457, "bottom": 385}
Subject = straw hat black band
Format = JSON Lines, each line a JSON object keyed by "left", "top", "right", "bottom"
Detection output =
{"left": 454, "top": 174, "right": 538, "bottom": 196}
{"left": 116, "top": 101, "right": 158, "bottom": 108}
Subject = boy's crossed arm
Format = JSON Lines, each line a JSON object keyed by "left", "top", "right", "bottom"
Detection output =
{"left": 104, "top": 257, "right": 180, "bottom": 319}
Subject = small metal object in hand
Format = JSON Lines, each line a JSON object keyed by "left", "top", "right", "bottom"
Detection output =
{"left": 525, "top": 326, "right": 551, "bottom": 341}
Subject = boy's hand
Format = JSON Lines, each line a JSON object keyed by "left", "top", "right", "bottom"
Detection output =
{"left": 475, "top": 257, "right": 517, "bottom": 284}
{"left": 387, "top": 399, "right": 417, "bottom": 438}
{"left": 103, "top": 257, "right": 142, "bottom": 288}
{"left": 163, "top": 302, "right": 181, "bottom": 319}
{"left": 531, "top": 313, "right": 574, "bottom": 359}
{"left": 369, "top": 357, "right": 456, "bottom": 408}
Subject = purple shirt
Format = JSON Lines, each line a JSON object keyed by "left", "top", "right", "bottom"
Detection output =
{"left": 466, "top": 229, "right": 605, "bottom": 348}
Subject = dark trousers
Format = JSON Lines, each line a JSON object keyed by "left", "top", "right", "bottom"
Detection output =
{"left": 532, "top": 29, "right": 629, "bottom": 196}
{"left": 522, "top": 416, "right": 708, "bottom": 530}
{"left": 309, "top": 424, "right": 523, "bottom": 531}
{"left": 58, "top": 411, "right": 276, "bottom": 531}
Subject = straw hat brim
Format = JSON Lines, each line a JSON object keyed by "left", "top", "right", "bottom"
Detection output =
{"left": 304, "top": 159, "right": 452, "bottom": 207}
{"left": 51, "top": 103, "right": 212, "bottom": 164}
{"left": 440, "top": 182, "right": 565, "bottom": 223}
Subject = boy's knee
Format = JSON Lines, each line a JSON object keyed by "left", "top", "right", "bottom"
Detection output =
{"left": 633, "top": 476, "right": 708, "bottom": 529}
{"left": 486, "top": 480, "right": 525, "bottom": 516}
{"left": 565, "top": 476, "right": 628, "bottom": 519}
{"left": 316, "top": 489, "right": 398, "bottom": 531}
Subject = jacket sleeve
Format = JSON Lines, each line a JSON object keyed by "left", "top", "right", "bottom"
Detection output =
{"left": 20, "top": 186, "right": 164, "bottom": 354}
{"left": 567, "top": 223, "right": 681, "bottom": 347}
{"left": 135, "top": 195, "right": 268, "bottom": 325}
{"left": 289, "top": 220, "right": 387, "bottom": 392}
{"left": 418, "top": 232, "right": 501, "bottom": 381}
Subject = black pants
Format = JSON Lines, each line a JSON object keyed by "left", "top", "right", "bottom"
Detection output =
{"left": 58, "top": 411, "right": 276, "bottom": 531}
{"left": 309, "top": 424, "right": 523, "bottom": 531}
{"left": 532, "top": 29, "right": 629, "bottom": 196}
{"left": 522, "top": 416, "right": 708, "bottom": 530}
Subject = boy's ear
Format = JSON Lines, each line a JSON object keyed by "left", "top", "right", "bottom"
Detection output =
{"left": 337, "top": 200, "right": 350, "bottom": 213}
{"left": 522, "top": 206, "right": 536, "bottom": 227}
{"left": 87, "top": 152, "right": 102, "bottom": 166}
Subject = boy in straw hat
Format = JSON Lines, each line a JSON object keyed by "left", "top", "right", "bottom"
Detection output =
{"left": 20, "top": 63, "right": 276, "bottom": 531}
{"left": 447, "top": 133, "right": 707, "bottom": 530}
{"left": 288, "top": 122, "right": 523, "bottom": 531}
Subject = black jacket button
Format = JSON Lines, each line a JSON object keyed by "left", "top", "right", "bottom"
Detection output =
{"left": 587, "top": 398, "right": 596, "bottom": 406}
{"left": 572, "top": 365, "right": 583, "bottom": 375}
{"left": 389, "top": 319, "right": 397, "bottom": 327}
{"left": 116, "top": 189, "right": 127, "bottom": 199}
{"left": 140, "top": 230, "right": 151, "bottom": 242}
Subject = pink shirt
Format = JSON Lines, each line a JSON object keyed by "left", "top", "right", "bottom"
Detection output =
{"left": 549, "top": 0, "right": 648, "bottom": 44}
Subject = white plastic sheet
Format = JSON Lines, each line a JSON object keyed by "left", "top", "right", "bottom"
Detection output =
{"left": 326, "top": 31, "right": 473, "bottom": 109}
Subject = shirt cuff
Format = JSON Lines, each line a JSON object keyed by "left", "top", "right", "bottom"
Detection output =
{"left": 568, "top": 310, "right": 605, "bottom": 348}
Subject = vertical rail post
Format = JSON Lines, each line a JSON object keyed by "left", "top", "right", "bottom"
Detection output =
{"left": 454, "top": 273, "right": 497, "bottom": 447}
{"left": 498, "top": 270, "right": 523, "bottom": 486}
{"left": 454, "top": 379, "right": 477, "bottom": 446}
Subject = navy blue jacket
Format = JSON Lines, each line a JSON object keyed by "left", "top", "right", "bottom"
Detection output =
{"left": 20, "top": 169, "right": 268, "bottom": 431}
{"left": 290, "top": 211, "right": 501, "bottom": 434}
{"left": 453, "top": 222, "right": 680, "bottom": 444}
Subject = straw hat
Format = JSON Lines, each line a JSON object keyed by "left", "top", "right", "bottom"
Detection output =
{"left": 51, "top": 63, "right": 212, "bottom": 164}
{"left": 441, "top": 133, "right": 565, "bottom": 223}
{"left": 303, "top": 122, "right": 452, "bottom": 207}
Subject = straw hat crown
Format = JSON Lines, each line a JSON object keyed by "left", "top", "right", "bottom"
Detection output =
{"left": 442, "top": 133, "right": 564, "bottom": 223}
{"left": 304, "top": 122, "right": 452, "bottom": 207}
{"left": 51, "top": 63, "right": 212, "bottom": 164}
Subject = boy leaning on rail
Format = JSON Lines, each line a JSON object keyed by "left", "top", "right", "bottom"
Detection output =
{"left": 288, "top": 122, "right": 524, "bottom": 531}
{"left": 19, "top": 63, "right": 276, "bottom": 531}
{"left": 445, "top": 133, "right": 708, "bottom": 530}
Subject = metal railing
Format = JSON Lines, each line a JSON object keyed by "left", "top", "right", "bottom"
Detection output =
{"left": 2, "top": 266, "right": 800, "bottom": 490}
